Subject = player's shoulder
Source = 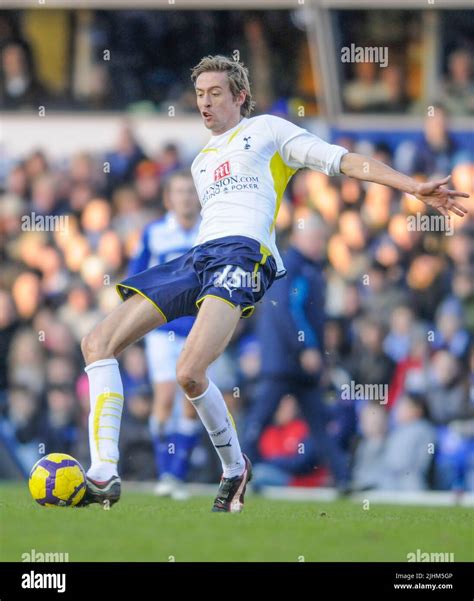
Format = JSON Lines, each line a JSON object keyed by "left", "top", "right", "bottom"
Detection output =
{"left": 245, "top": 113, "right": 277, "bottom": 129}
{"left": 246, "top": 113, "right": 302, "bottom": 136}
{"left": 191, "top": 151, "right": 204, "bottom": 173}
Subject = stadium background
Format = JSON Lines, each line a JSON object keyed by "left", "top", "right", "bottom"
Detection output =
{"left": 0, "top": 1, "right": 473, "bottom": 496}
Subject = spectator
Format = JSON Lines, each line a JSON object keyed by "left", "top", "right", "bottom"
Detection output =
{"left": 252, "top": 395, "right": 320, "bottom": 490}
{"left": 361, "top": 262, "right": 406, "bottom": 323}
{"left": 387, "top": 325, "right": 430, "bottom": 407}
{"left": 6, "top": 386, "right": 44, "bottom": 471}
{"left": 441, "top": 49, "right": 474, "bottom": 115}
{"left": 433, "top": 298, "right": 470, "bottom": 360}
{"left": 8, "top": 328, "right": 45, "bottom": 396}
{"left": 45, "top": 385, "right": 79, "bottom": 456}
{"left": 29, "top": 174, "right": 65, "bottom": 217}
{"left": 119, "top": 390, "right": 155, "bottom": 481}
{"left": 395, "top": 104, "right": 457, "bottom": 176}
{"left": 343, "top": 62, "right": 391, "bottom": 113}
{"left": 0, "top": 41, "right": 49, "bottom": 109}
{"left": 426, "top": 351, "right": 469, "bottom": 425}
{"left": 346, "top": 316, "right": 396, "bottom": 389}
{"left": 376, "top": 65, "right": 410, "bottom": 113}
{"left": 104, "top": 125, "right": 147, "bottom": 192}
{"left": 451, "top": 268, "right": 474, "bottom": 334}
{"left": 383, "top": 305, "right": 416, "bottom": 363}
{"left": 156, "top": 143, "right": 182, "bottom": 178}
{"left": 120, "top": 345, "right": 151, "bottom": 400}
{"left": 379, "top": 392, "right": 435, "bottom": 491}
{"left": 0, "top": 291, "right": 19, "bottom": 411}
{"left": 58, "top": 283, "right": 102, "bottom": 343}
{"left": 351, "top": 402, "right": 387, "bottom": 491}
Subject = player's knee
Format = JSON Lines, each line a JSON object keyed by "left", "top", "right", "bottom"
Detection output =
{"left": 176, "top": 364, "right": 205, "bottom": 397}
{"left": 81, "top": 328, "right": 114, "bottom": 365}
{"left": 176, "top": 366, "right": 194, "bottom": 391}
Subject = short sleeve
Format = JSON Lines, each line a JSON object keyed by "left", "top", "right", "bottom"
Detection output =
{"left": 265, "top": 115, "right": 348, "bottom": 176}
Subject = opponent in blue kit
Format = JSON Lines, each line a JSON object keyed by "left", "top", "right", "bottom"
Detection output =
{"left": 126, "top": 170, "right": 201, "bottom": 499}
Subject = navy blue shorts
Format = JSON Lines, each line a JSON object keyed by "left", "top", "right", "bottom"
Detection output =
{"left": 116, "top": 236, "right": 277, "bottom": 322}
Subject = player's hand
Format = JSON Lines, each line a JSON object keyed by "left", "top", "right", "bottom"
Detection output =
{"left": 413, "top": 176, "right": 469, "bottom": 218}
{"left": 300, "top": 348, "right": 322, "bottom": 374}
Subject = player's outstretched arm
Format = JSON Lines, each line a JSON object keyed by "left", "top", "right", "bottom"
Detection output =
{"left": 339, "top": 152, "right": 469, "bottom": 218}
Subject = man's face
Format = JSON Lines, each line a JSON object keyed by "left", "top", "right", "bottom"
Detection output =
{"left": 167, "top": 176, "right": 200, "bottom": 221}
{"left": 195, "top": 71, "right": 245, "bottom": 134}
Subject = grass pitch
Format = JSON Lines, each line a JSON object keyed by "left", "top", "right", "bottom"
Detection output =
{"left": 1, "top": 482, "right": 472, "bottom": 562}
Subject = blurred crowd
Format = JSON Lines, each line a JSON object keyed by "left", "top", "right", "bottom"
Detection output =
{"left": 338, "top": 6, "right": 474, "bottom": 116}
{"left": 0, "top": 105, "right": 473, "bottom": 491}
{"left": 0, "top": 10, "right": 309, "bottom": 115}
{"left": 342, "top": 47, "right": 474, "bottom": 114}
{"left": 1, "top": 9, "right": 473, "bottom": 115}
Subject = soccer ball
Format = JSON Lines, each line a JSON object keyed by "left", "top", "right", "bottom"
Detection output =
{"left": 29, "top": 453, "right": 87, "bottom": 507}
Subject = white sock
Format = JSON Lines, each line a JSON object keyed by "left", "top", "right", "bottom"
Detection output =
{"left": 85, "top": 358, "right": 124, "bottom": 481}
{"left": 186, "top": 379, "right": 244, "bottom": 478}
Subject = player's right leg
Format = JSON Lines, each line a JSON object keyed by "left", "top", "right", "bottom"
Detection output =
{"left": 79, "top": 293, "right": 166, "bottom": 507}
{"left": 176, "top": 296, "right": 253, "bottom": 512}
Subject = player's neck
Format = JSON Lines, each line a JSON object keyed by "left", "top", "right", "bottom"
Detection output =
{"left": 211, "top": 116, "right": 245, "bottom": 137}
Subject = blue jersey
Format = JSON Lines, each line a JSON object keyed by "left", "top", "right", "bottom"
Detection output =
{"left": 128, "top": 212, "right": 200, "bottom": 336}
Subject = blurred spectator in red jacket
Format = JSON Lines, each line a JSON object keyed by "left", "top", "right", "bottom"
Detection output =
{"left": 252, "top": 395, "right": 325, "bottom": 490}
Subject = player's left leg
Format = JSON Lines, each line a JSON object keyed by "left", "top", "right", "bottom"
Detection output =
{"left": 176, "top": 296, "right": 251, "bottom": 512}
{"left": 80, "top": 248, "right": 200, "bottom": 507}
{"left": 78, "top": 293, "right": 166, "bottom": 506}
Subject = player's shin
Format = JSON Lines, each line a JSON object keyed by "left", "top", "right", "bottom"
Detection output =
{"left": 85, "top": 358, "right": 124, "bottom": 481}
{"left": 186, "top": 378, "right": 244, "bottom": 478}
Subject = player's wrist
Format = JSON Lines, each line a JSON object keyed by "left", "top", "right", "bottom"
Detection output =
{"left": 409, "top": 180, "right": 422, "bottom": 197}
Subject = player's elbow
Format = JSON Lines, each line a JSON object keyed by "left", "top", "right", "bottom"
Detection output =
{"left": 339, "top": 152, "right": 363, "bottom": 177}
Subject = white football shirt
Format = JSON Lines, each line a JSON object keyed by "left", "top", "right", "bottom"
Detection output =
{"left": 191, "top": 114, "right": 348, "bottom": 278}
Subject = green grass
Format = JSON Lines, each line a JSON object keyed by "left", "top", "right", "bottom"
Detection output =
{"left": 1, "top": 483, "right": 472, "bottom": 562}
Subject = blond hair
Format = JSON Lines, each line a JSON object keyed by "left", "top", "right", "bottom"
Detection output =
{"left": 191, "top": 55, "right": 255, "bottom": 117}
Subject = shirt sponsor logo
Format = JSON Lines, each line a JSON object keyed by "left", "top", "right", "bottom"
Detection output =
{"left": 203, "top": 174, "right": 260, "bottom": 203}
{"left": 214, "top": 161, "right": 231, "bottom": 181}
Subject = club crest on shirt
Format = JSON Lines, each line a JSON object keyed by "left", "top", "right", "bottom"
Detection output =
{"left": 214, "top": 161, "right": 231, "bottom": 181}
